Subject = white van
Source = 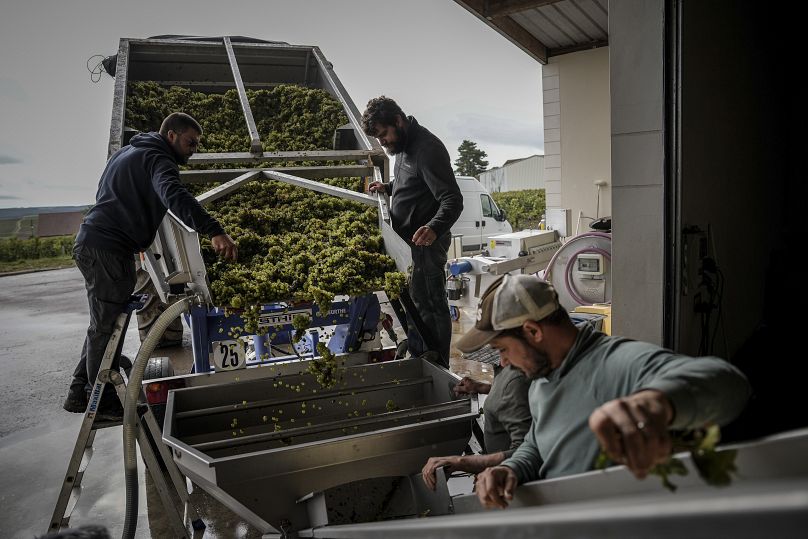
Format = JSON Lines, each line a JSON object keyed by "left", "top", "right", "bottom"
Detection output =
{"left": 452, "top": 176, "right": 512, "bottom": 252}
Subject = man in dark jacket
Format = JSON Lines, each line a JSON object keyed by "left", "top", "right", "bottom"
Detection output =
{"left": 63, "top": 112, "right": 237, "bottom": 420}
{"left": 362, "top": 96, "right": 462, "bottom": 366}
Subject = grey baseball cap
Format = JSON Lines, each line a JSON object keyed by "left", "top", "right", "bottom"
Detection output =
{"left": 455, "top": 274, "right": 560, "bottom": 353}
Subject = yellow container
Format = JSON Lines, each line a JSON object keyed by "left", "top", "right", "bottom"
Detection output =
{"left": 573, "top": 304, "right": 612, "bottom": 335}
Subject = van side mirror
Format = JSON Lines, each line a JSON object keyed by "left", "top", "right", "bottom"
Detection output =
{"left": 496, "top": 209, "right": 507, "bottom": 222}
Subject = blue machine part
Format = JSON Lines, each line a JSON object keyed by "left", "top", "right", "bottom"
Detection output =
{"left": 326, "top": 294, "right": 381, "bottom": 354}
{"left": 189, "top": 294, "right": 381, "bottom": 372}
{"left": 449, "top": 260, "right": 473, "bottom": 276}
{"left": 253, "top": 333, "right": 272, "bottom": 361}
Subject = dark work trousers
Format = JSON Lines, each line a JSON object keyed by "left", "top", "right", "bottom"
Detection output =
{"left": 70, "top": 244, "right": 137, "bottom": 395}
{"left": 406, "top": 232, "right": 452, "bottom": 366}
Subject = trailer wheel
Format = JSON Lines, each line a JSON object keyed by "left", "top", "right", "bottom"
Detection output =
{"left": 144, "top": 357, "right": 174, "bottom": 380}
{"left": 138, "top": 358, "right": 174, "bottom": 407}
{"left": 135, "top": 266, "right": 183, "bottom": 347}
{"left": 140, "top": 357, "right": 174, "bottom": 472}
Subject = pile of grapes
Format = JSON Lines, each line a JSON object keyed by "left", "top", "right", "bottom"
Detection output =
{"left": 126, "top": 82, "right": 406, "bottom": 332}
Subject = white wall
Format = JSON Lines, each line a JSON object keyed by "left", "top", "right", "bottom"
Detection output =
{"left": 609, "top": 0, "right": 666, "bottom": 344}
{"left": 544, "top": 47, "right": 611, "bottom": 236}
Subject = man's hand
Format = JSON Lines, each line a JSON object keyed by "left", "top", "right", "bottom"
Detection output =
{"left": 368, "top": 181, "right": 386, "bottom": 194}
{"left": 476, "top": 466, "right": 518, "bottom": 509}
{"left": 412, "top": 225, "right": 437, "bottom": 246}
{"left": 589, "top": 390, "right": 674, "bottom": 479}
{"left": 453, "top": 377, "right": 491, "bottom": 396}
{"left": 421, "top": 456, "right": 462, "bottom": 491}
{"left": 211, "top": 234, "right": 238, "bottom": 261}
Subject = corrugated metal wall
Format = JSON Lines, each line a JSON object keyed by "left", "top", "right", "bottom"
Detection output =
{"left": 507, "top": 155, "right": 545, "bottom": 190}
{"left": 479, "top": 167, "right": 505, "bottom": 192}
{"left": 479, "top": 155, "right": 545, "bottom": 192}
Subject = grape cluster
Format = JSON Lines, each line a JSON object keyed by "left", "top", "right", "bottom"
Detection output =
{"left": 308, "top": 342, "right": 341, "bottom": 389}
{"left": 594, "top": 424, "right": 738, "bottom": 492}
{"left": 125, "top": 82, "right": 407, "bottom": 334}
{"left": 292, "top": 314, "right": 312, "bottom": 343}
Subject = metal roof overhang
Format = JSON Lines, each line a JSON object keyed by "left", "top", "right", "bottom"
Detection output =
{"left": 454, "top": 0, "right": 608, "bottom": 64}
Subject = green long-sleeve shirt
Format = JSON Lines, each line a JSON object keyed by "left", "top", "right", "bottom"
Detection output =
{"left": 501, "top": 325, "right": 751, "bottom": 483}
{"left": 483, "top": 366, "right": 532, "bottom": 456}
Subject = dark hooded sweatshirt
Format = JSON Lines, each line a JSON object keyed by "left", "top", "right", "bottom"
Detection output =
{"left": 388, "top": 117, "right": 462, "bottom": 241}
{"left": 76, "top": 132, "right": 225, "bottom": 255}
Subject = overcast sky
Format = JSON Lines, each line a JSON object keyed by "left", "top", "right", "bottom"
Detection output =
{"left": 0, "top": 0, "right": 544, "bottom": 209}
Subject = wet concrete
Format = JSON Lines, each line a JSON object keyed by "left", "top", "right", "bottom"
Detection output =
{"left": 0, "top": 267, "right": 491, "bottom": 538}
{"left": 0, "top": 268, "right": 258, "bottom": 538}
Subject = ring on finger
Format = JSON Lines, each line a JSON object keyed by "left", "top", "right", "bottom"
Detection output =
{"left": 636, "top": 421, "right": 646, "bottom": 431}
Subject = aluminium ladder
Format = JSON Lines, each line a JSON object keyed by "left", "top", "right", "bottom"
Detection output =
{"left": 48, "top": 295, "right": 201, "bottom": 537}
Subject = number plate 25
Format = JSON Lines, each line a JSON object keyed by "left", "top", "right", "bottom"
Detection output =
{"left": 212, "top": 339, "right": 247, "bottom": 371}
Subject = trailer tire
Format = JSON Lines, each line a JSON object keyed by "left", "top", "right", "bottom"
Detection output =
{"left": 135, "top": 266, "right": 184, "bottom": 347}
{"left": 144, "top": 357, "right": 174, "bottom": 381}
{"left": 137, "top": 358, "right": 174, "bottom": 407}
{"left": 140, "top": 357, "right": 174, "bottom": 472}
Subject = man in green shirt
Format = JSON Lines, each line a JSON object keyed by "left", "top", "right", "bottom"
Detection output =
{"left": 454, "top": 274, "right": 751, "bottom": 509}
{"left": 421, "top": 364, "right": 532, "bottom": 490}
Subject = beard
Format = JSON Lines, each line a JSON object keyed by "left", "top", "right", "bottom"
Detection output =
{"left": 521, "top": 348, "right": 553, "bottom": 380}
{"left": 384, "top": 125, "right": 408, "bottom": 155}
{"left": 170, "top": 140, "right": 191, "bottom": 165}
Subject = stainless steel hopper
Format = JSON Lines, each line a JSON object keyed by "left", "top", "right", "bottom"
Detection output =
{"left": 162, "top": 357, "right": 477, "bottom": 533}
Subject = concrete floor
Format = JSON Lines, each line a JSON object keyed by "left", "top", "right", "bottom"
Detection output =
{"left": 0, "top": 267, "right": 491, "bottom": 538}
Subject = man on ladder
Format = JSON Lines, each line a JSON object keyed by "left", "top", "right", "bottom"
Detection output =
{"left": 63, "top": 112, "right": 238, "bottom": 421}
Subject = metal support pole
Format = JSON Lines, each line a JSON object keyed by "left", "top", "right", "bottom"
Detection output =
{"left": 189, "top": 304, "right": 211, "bottom": 373}
{"left": 223, "top": 37, "right": 263, "bottom": 155}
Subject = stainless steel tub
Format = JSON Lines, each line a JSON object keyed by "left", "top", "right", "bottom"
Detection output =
{"left": 163, "top": 357, "right": 478, "bottom": 533}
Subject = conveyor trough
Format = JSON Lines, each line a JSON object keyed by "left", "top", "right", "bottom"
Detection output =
{"left": 162, "top": 356, "right": 477, "bottom": 533}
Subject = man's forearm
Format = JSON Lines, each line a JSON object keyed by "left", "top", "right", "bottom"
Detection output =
{"left": 455, "top": 452, "right": 507, "bottom": 474}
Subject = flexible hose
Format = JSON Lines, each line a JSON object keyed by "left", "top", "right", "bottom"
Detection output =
{"left": 122, "top": 296, "right": 195, "bottom": 539}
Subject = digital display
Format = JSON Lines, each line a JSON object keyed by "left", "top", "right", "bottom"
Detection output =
{"left": 578, "top": 257, "right": 600, "bottom": 273}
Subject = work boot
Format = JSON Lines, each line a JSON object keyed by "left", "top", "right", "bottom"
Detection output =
{"left": 62, "top": 386, "right": 88, "bottom": 413}
{"left": 95, "top": 392, "right": 124, "bottom": 422}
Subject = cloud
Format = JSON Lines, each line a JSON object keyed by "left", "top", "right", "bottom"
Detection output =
{"left": 0, "top": 195, "right": 21, "bottom": 200}
{"left": 447, "top": 113, "right": 542, "bottom": 148}
{"left": 0, "top": 154, "right": 23, "bottom": 165}
{"left": 0, "top": 77, "right": 28, "bottom": 102}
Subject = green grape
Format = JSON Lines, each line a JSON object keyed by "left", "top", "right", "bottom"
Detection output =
{"left": 292, "top": 313, "right": 311, "bottom": 343}
{"left": 126, "top": 81, "right": 406, "bottom": 327}
{"left": 593, "top": 424, "right": 738, "bottom": 492}
{"left": 307, "top": 342, "right": 340, "bottom": 389}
